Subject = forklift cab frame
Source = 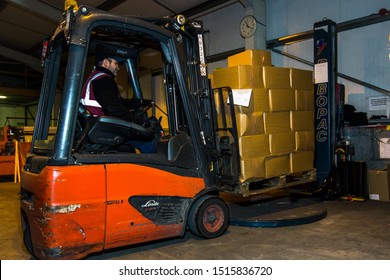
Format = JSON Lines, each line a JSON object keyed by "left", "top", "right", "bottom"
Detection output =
{"left": 20, "top": 4, "right": 237, "bottom": 259}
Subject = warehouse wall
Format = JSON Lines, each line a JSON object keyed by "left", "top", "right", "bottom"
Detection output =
{"left": 266, "top": 0, "right": 390, "bottom": 117}
{"left": 0, "top": 106, "right": 28, "bottom": 127}
{"left": 200, "top": 0, "right": 390, "bottom": 118}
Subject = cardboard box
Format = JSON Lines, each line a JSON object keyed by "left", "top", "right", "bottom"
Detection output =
{"left": 295, "top": 89, "right": 314, "bottom": 111}
{"left": 228, "top": 49, "right": 272, "bottom": 67}
{"left": 368, "top": 169, "right": 390, "bottom": 202}
{"left": 235, "top": 88, "right": 270, "bottom": 114}
{"left": 290, "top": 111, "right": 314, "bottom": 131}
{"left": 237, "top": 112, "right": 264, "bottom": 136}
{"left": 262, "top": 66, "right": 290, "bottom": 89}
{"left": 213, "top": 65, "right": 263, "bottom": 89}
{"left": 239, "top": 134, "right": 270, "bottom": 159}
{"left": 269, "top": 132, "right": 296, "bottom": 155}
{"left": 264, "top": 154, "right": 290, "bottom": 179}
{"left": 263, "top": 111, "right": 291, "bottom": 134}
{"left": 295, "top": 131, "right": 315, "bottom": 151}
{"left": 290, "top": 68, "right": 313, "bottom": 90}
{"left": 208, "top": 74, "right": 214, "bottom": 88}
{"left": 240, "top": 157, "right": 265, "bottom": 182}
{"left": 290, "top": 151, "right": 314, "bottom": 173}
{"left": 218, "top": 112, "right": 264, "bottom": 136}
{"left": 268, "top": 89, "right": 295, "bottom": 111}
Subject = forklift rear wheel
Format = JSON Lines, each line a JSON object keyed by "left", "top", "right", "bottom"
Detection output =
{"left": 23, "top": 226, "right": 34, "bottom": 255}
{"left": 21, "top": 215, "right": 34, "bottom": 257}
{"left": 188, "top": 196, "right": 229, "bottom": 239}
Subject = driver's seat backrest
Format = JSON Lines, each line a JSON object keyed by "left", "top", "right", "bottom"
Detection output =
{"left": 167, "top": 132, "right": 196, "bottom": 168}
{"left": 76, "top": 103, "right": 154, "bottom": 149}
{"left": 79, "top": 103, "right": 92, "bottom": 123}
{"left": 77, "top": 103, "right": 92, "bottom": 132}
{"left": 74, "top": 103, "right": 93, "bottom": 151}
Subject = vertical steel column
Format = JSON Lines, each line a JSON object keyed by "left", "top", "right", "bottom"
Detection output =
{"left": 126, "top": 59, "right": 143, "bottom": 100}
{"left": 313, "top": 20, "right": 337, "bottom": 185}
{"left": 52, "top": 44, "right": 86, "bottom": 164}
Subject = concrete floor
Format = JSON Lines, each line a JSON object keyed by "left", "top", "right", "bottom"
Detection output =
{"left": 1, "top": 178, "right": 390, "bottom": 260}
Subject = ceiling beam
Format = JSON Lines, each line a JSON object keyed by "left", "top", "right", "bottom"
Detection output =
{"left": 0, "top": 86, "right": 40, "bottom": 97}
{"left": 0, "top": 45, "right": 42, "bottom": 73}
{"left": 152, "top": 0, "right": 176, "bottom": 15}
{"left": 5, "top": 0, "right": 62, "bottom": 22}
{"left": 239, "top": 0, "right": 252, "bottom": 9}
{"left": 267, "top": 11, "right": 390, "bottom": 49}
{"left": 97, "top": 0, "right": 127, "bottom": 11}
{"left": 183, "top": 0, "right": 239, "bottom": 18}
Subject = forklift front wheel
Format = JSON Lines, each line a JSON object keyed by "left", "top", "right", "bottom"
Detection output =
{"left": 188, "top": 196, "right": 229, "bottom": 239}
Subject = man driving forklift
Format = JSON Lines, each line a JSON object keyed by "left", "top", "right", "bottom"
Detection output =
{"left": 80, "top": 44, "right": 161, "bottom": 153}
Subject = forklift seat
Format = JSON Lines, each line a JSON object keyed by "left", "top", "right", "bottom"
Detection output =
{"left": 167, "top": 132, "right": 196, "bottom": 168}
{"left": 74, "top": 103, "right": 154, "bottom": 152}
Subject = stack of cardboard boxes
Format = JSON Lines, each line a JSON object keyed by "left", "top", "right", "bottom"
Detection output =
{"left": 212, "top": 50, "right": 314, "bottom": 182}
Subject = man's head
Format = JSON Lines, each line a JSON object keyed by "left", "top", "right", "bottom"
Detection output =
{"left": 99, "top": 57, "right": 120, "bottom": 76}
{"left": 95, "top": 45, "right": 126, "bottom": 76}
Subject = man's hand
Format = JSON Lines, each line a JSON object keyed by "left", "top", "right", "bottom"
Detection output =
{"left": 147, "top": 116, "right": 163, "bottom": 139}
{"left": 140, "top": 99, "right": 153, "bottom": 107}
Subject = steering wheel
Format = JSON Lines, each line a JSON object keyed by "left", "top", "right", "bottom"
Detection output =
{"left": 136, "top": 103, "right": 153, "bottom": 119}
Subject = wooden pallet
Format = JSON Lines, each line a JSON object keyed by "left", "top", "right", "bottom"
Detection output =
{"left": 223, "top": 169, "right": 317, "bottom": 197}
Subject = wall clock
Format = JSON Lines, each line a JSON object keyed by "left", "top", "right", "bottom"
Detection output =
{"left": 240, "top": 15, "right": 257, "bottom": 38}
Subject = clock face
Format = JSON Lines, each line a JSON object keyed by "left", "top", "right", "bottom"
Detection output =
{"left": 240, "top": 15, "right": 257, "bottom": 38}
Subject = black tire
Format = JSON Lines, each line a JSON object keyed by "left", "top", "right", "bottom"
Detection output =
{"left": 188, "top": 196, "right": 229, "bottom": 239}
{"left": 23, "top": 225, "right": 34, "bottom": 255}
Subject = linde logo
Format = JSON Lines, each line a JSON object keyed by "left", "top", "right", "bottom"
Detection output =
{"left": 141, "top": 200, "right": 159, "bottom": 208}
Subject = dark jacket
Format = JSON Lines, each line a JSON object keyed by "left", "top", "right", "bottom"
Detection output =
{"left": 89, "top": 66, "right": 145, "bottom": 125}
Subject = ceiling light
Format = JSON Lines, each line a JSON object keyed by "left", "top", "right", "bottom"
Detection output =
{"left": 0, "top": 96, "right": 7, "bottom": 99}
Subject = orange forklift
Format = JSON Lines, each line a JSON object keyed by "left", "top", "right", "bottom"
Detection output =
{"left": 20, "top": 2, "right": 320, "bottom": 260}
{"left": 20, "top": 2, "right": 238, "bottom": 260}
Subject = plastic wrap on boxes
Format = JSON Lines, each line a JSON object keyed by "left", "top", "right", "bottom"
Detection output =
{"left": 269, "top": 132, "right": 296, "bottom": 155}
{"left": 264, "top": 154, "right": 290, "bottom": 178}
{"left": 290, "top": 68, "right": 313, "bottom": 90}
{"left": 290, "top": 151, "right": 314, "bottom": 173}
{"left": 239, "top": 134, "right": 270, "bottom": 159}
{"left": 268, "top": 89, "right": 295, "bottom": 111}
{"left": 295, "top": 89, "right": 314, "bottom": 111}
{"left": 234, "top": 88, "right": 270, "bottom": 114}
{"left": 213, "top": 65, "right": 263, "bottom": 89}
{"left": 290, "top": 111, "right": 314, "bottom": 131}
{"left": 295, "top": 131, "right": 315, "bottom": 151}
{"left": 262, "top": 66, "right": 290, "bottom": 89}
{"left": 263, "top": 111, "right": 291, "bottom": 134}
{"left": 240, "top": 157, "right": 265, "bottom": 182}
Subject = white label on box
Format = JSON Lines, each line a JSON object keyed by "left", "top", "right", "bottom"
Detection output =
{"left": 369, "top": 194, "right": 380, "bottom": 200}
{"left": 314, "top": 62, "right": 328, "bottom": 84}
{"left": 379, "top": 138, "right": 390, "bottom": 158}
{"left": 369, "top": 96, "right": 388, "bottom": 111}
{"left": 229, "top": 89, "right": 252, "bottom": 107}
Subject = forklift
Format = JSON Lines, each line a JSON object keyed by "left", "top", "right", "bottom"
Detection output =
{"left": 20, "top": 2, "right": 325, "bottom": 260}
{"left": 20, "top": 2, "right": 237, "bottom": 260}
